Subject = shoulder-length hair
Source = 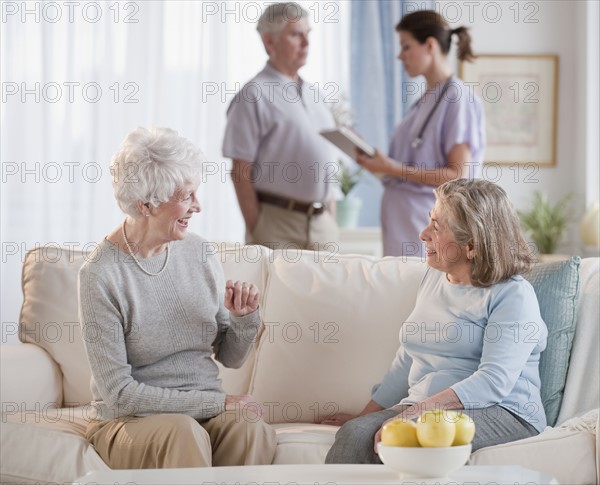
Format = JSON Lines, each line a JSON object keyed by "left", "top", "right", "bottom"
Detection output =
{"left": 435, "top": 179, "right": 535, "bottom": 287}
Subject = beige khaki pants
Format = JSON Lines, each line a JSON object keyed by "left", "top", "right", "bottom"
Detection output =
{"left": 248, "top": 203, "right": 339, "bottom": 251}
{"left": 86, "top": 411, "right": 277, "bottom": 469}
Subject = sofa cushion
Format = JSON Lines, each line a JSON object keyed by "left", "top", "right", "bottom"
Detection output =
{"left": 523, "top": 256, "right": 581, "bottom": 426}
{"left": 271, "top": 423, "right": 337, "bottom": 464}
{"left": 0, "top": 407, "right": 109, "bottom": 483}
{"left": 469, "top": 408, "right": 598, "bottom": 485}
{"left": 0, "top": 343, "right": 63, "bottom": 408}
{"left": 19, "top": 247, "right": 93, "bottom": 406}
{"left": 18, "top": 244, "right": 269, "bottom": 407}
{"left": 250, "top": 252, "right": 427, "bottom": 424}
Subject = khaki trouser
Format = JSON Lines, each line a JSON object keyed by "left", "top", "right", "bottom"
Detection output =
{"left": 86, "top": 411, "right": 277, "bottom": 469}
{"left": 247, "top": 202, "right": 339, "bottom": 251}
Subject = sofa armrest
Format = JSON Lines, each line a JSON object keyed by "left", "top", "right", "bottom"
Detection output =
{"left": 470, "top": 425, "right": 597, "bottom": 485}
{"left": 596, "top": 413, "right": 600, "bottom": 483}
{"left": 556, "top": 258, "right": 600, "bottom": 424}
{"left": 1, "top": 344, "right": 63, "bottom": 413}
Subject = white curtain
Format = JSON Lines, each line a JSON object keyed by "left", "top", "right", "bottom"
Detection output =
{"left": 1, "top": 0, "right": 350, "bottom": 342}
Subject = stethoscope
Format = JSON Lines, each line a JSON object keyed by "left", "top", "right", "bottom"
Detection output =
{"left": 411, "top": 79, "right": 453, "bottom": 149}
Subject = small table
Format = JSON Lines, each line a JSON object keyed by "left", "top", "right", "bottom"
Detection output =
{"left": 77, "top": 464, "right": 558, "bottom": 484}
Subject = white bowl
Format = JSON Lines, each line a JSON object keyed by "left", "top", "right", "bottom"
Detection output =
{"left": 377, "top": 443, "right": 472, "bottom": 478}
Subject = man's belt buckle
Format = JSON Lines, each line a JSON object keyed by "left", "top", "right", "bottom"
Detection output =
{"left": 308, "top": 202, "right": 324, "bottom": 216}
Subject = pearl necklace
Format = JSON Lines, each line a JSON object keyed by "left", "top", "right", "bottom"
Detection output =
{"left": 121, "top": 220, "right": 170, "bottom": 276}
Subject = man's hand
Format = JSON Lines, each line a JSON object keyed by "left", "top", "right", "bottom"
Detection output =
{"left": 224, "top": 280, "right": 259, "bottom": 317}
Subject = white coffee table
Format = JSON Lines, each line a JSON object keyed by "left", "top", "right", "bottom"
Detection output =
{"left": 77, "top": 464, "right": 558, "bottom": 484}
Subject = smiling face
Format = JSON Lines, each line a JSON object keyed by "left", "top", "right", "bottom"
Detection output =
{"left": 149, "top": 181, "right": 201, "bottom": 243}
{"left": 397, "top": 30, "right": 431, "bottom": 78}
{"left": 264, "top": 18, "right": 310, "bottom": 77}
{"left": 419, "top": 200, "right": 472, "bottom": 284}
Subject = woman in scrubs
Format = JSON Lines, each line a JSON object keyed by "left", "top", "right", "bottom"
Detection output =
{"left": 357, "top": 10, "right": 486, "bottom": 257}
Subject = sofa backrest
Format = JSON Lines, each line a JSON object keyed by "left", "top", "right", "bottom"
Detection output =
{"left": 17, "top": 244, "right": 271, "bottom": 407}
{"left": 16, "top": 244, "right": 599, "bottom": 426}
{"left": 246, "top": 251, "right": 426, "bottom": 424}
{"left": 240, "top": 253, "right": 599, "bottom": 426}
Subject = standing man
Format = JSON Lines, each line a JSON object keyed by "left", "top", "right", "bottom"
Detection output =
{"left": 222, "top": 2, "right": 339, "bottom": 250}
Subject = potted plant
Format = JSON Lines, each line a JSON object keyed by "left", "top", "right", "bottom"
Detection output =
{"left": 336, "top": 160, "right": 363, "bottom": 228}
{"left": 518, "top": 191, "right": 572, "bottom": 260}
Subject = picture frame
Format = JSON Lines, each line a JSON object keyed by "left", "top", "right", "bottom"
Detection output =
{"left": 460, "top": 54, "right": 558, "bottom": 166}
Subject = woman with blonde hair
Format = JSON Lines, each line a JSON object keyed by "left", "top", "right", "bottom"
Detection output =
{"left": 324, "top": 179, "right": 546, "bottom": 463}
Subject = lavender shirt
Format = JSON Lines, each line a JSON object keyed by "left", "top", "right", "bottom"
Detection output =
{"left": 382, "top": 77, "right": 485, "bottom": 257}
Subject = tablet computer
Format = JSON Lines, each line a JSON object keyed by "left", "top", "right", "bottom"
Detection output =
{"left": 320, "top": 126, "right": 375, "bottom": 159}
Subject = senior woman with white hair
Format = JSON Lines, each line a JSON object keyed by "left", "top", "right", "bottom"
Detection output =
{"left": 323, "top": 178, "right": 547, "bottom": 463}
{"left": 78, "top": 127, "right": 277, "bottom": 469}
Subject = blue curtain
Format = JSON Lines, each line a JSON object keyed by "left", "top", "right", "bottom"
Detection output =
{"left": 350, "top": 0, "right": 430, "bottom": 227}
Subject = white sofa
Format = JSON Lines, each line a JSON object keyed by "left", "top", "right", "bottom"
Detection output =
{"left": 1, "top": 245, "right": 598, "bottom": 484}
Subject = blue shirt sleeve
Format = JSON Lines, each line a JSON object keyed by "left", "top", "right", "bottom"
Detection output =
{"left": 371, "top": 343, "right": 412, "bottom": 408}
{"left": 451, "top": 279, "right": 548, "bottom": 408}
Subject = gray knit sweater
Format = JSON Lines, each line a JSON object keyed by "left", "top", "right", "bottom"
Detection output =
{"left": 78, "top": 233, "right": 260, "bottom": 421}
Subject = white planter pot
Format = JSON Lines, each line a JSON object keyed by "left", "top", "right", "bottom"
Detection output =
{"left": 336, "top": 197, "right": 362, "bottom": 229}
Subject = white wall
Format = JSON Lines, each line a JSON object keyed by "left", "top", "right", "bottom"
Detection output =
{"left": 0, "top": 1, "right": 351, "bottom": 344}
{"left": 579, "top": 1, "right": 600, "bottom": 208}
{"left": 439, "top": 0, "right": 598, "bottom": 254}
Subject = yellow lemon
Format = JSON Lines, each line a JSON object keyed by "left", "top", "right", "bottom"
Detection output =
{"left": 381, "top": 419, "right": 420, "bottom": 447}
{"left": 416, "top": 410, "right": 456, "bottom": 447}
{"left": 452, "top": 413, "right": 476, "bottom": 446}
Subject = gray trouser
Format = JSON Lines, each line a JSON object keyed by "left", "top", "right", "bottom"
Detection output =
{"left": 325, "top": 405, "right": 539, "bottom": 464}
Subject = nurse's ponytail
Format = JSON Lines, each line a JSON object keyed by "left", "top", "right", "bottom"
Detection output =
{"left": 397, "top": 11, "right": 477, "bottom": 63}
{"left": 450, "top": 26, "right": 476, "bottom": 62}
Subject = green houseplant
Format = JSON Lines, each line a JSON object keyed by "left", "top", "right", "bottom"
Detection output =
{"left": 337, "top": 159, "right": 363, "bottom": 198}
{"left": 336, "top": 160, "right": 363, "bottom": 228}
{"left": 518, "top": 192, "right": 573, "bottom": 255}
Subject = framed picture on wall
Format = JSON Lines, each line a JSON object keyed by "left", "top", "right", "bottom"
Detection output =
{"left": 460, "top": 54, "right": 558, "bottom": 166}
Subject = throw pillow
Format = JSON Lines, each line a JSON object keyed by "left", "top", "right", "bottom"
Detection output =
{"left": 523, "top": 256, "right": 581, "bottom": 426}
{"left": 19, "top": 247, "right": 93, "bottom": 406}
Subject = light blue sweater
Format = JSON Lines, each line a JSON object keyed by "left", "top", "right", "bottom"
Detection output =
{"left": 372, "top": 268, "right": 548, "bottom": 432}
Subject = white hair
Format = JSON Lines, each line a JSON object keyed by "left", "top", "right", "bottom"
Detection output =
{"left": 257, "top": 2, "right": 309, "bottom": 36}
{"left": 110, "top": 127, "right": 205, "bottom": 218}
